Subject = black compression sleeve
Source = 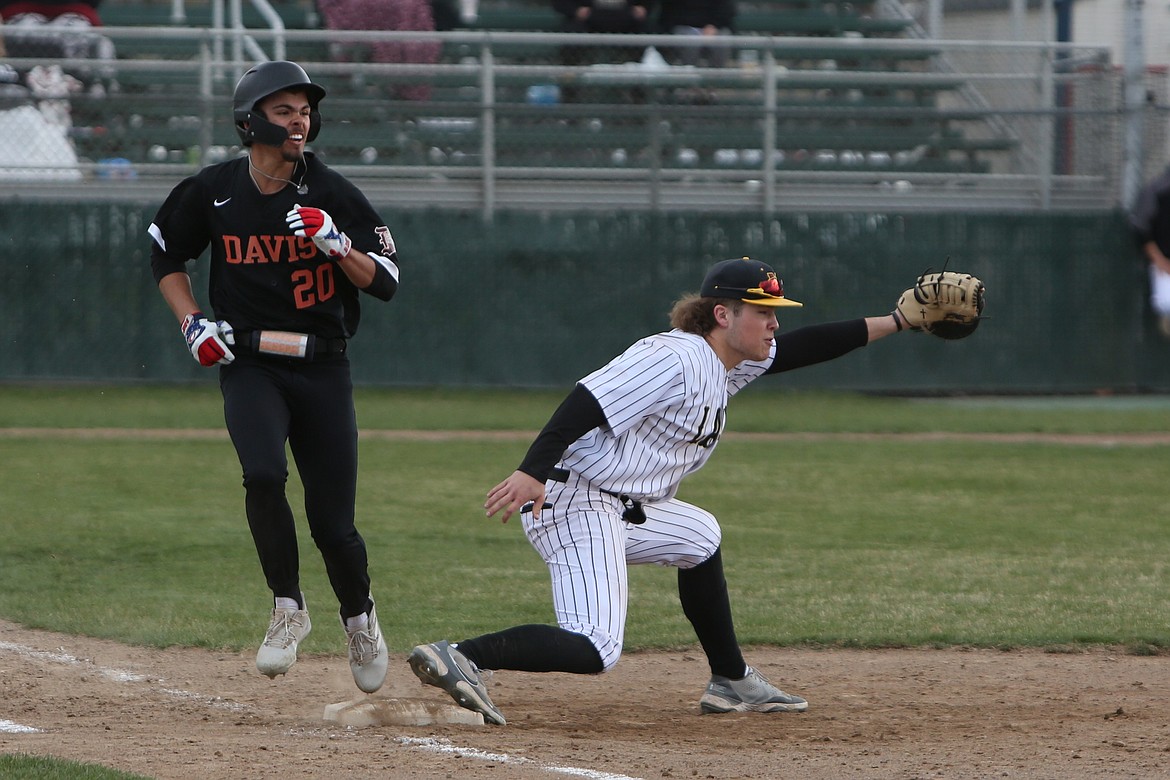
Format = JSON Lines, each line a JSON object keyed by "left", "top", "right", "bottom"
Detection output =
{"left": 767, "top": 319, "right": 870, "bottom": 374}
{"left": 517, "top": 383, "right": 607, "bottom": 482}
{"left": 150, "top": 249, "right": 188, "bottom": 285}
{"left": 362, "top": 259, "right": 399, "bottom": 302}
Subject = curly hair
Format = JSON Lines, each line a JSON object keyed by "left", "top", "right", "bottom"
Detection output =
{"left": 669, "top": 294, "right": 742, "bottom": 335}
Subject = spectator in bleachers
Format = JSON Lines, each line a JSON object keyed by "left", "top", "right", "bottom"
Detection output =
{"left": 0, "top": 0, "right": 114, "bottom": 92}
{"left": 553, "top": 0, "right": 657, "bottom": 98}
{"left": 1, "top": 0, "right": 109, "bottom": 56}
{"left": 0, "top": 0, "right": 102, "bottom": 26}
{"left": 659, "top": 0, "right": 735, "bottom": 67}
{"left": 316, "top": 0, "right": 441, "bottom": 101}
{"left": 553, "top": 0, "right": 654, "bottom": 36}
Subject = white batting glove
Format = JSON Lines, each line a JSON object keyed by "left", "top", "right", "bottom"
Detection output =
{"left": 181, "top": 312, "right": 235, "bottom": 367}
{"left": 285, "top": 204, "right": 352, "bottom": 259}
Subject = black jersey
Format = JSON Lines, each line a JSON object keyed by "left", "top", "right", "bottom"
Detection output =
{"left": 149, "top": 152, "right": 398, "bottom": 339}
{"left": 1132, "top": 164, "right": 1170, "bottom": 256}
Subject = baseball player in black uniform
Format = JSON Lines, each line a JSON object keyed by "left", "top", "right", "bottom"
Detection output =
{"left": 148, "top": 61, "right": 400, "bottom": 694}
{"left": 408, "top": 258, "right": 912, "bottom": 724}
{"left": 1130, "top": 165, "right": 1170, "bottom": 337}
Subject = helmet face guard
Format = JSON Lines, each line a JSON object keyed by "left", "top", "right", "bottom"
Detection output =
{"left": 232, "top": 61, "right": 326, "bottom": 147}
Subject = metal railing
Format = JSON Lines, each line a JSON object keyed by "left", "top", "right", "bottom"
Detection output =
{"left": 0, "top": 27, "right": 1137, "bottom": 216}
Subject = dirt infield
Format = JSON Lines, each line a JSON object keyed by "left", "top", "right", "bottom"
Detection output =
{"left": 2, "top": 619, "right": 1168, "bottom": 779}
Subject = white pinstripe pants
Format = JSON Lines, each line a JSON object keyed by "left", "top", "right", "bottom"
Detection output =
{"left": 522, "top": 475, "right": 722, "bottom": 671}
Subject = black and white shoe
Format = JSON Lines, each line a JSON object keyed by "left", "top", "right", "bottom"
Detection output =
{"left": 408, "top": 640, "right": 506, "bottom": 725}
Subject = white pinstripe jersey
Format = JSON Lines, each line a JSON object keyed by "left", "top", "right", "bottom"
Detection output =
{"left": 562, "top": 329, "right": 775, "bottom": 502}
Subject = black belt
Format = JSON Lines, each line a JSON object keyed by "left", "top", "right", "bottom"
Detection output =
{"left": 549, "top": 467, "right": 646, "bottom": 524}
{"left": 235, "top": 330, "right": 347, "bottom": 361}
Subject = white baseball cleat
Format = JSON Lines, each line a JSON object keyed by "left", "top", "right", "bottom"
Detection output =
{"left": 345, "top": 602, "right": 388, "bottom": 694}
{"left": 256, "top": 599, "right": 311, "bottom": 678}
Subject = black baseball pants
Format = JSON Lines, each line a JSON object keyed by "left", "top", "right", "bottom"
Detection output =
{"left": 220, "top": 354, "right": 372, "bottom": 620}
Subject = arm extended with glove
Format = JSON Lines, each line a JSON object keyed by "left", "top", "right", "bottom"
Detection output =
{"left": 893, "top": 269, "right": 986, "bottom": 340}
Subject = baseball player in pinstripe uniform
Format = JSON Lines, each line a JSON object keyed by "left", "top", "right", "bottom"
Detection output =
{"left": 149, "top": 61, "right": 400, "bottom": 694}
{"left": 409, "top": 257, "right": 911, "bottom": 724}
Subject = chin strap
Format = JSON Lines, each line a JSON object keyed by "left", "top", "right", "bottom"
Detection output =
{"left": 239, "top": 109, "right": 322, "bottom": 147}
{"left": 241, "top": 112, "right": 290, "bottom": 146}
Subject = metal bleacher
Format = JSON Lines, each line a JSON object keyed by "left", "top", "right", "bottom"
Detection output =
{"left": 0, "top": 0, "right": 1119, "bottom": 212}
{"left": 310, "top": 0, "right": 1015, "bottom": 176}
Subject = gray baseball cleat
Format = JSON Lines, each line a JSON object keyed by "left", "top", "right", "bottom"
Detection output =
{"left": 699, "top": 666, "right": 808, "bottom": 713}
{"left": 256, "top": 598, "right": 311, "bottom": 679}
{"left": 408, "top": 640, "right": 506, "bottom": 725}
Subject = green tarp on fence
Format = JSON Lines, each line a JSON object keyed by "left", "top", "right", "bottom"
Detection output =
{"left": 2, "top": 203, "right": 1163, "bottom": 392}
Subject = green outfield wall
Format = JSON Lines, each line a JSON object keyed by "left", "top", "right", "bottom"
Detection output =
{"left": 1, "top": 203, "right": 1164, "bottom": 392}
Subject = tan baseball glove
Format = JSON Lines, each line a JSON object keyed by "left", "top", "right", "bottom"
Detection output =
{"left": 895, "top": 269, "right": 986, "bottom": 340}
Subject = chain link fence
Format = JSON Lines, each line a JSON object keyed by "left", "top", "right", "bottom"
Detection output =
{"left": 0, "top": 24, "right": 1142, "bottom": 214}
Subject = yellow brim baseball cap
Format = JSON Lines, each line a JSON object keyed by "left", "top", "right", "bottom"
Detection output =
{"left": 700, "top": 257, "right": 803, "bottom": 307}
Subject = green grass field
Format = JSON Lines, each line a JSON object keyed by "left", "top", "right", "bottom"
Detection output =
{"left": 3, "top": 384, "right": 1170, "bottom": 657}
{"left": 0, "top": 756, "right": 150, "bottom": 780}
{"left": 5, "top": 384, "right": 1170, "bottom": 779}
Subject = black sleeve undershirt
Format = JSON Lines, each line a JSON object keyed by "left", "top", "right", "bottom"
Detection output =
{"left": 517, "top": 383, "right": 607, "bottom": 482}
{"left": 766, "top": 319, "right": 870, "bottom": 374}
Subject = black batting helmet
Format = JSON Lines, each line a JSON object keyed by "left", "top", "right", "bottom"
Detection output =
{"left": 232, "top": 60, "right": 326, "bottom": 147}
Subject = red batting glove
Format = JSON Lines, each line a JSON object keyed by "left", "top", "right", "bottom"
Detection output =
{"left": 181, "top": 312, "right": 235, "bottom": 367}
{"left": 285, "top": 204, "right": 352, "bottom": 258}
